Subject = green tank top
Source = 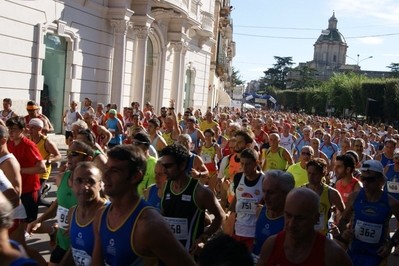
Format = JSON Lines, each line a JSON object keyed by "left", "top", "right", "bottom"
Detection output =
{"left": 265, "top": 147, "right": 288, "bottom": 171}
{"left": 56, "top": 170, "right": 78, "bottom": 250}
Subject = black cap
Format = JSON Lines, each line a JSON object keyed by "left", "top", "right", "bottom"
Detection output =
{"left": 106, "top": 103, "right": 111, "bottom": 107}
{"left": 133, "top": 133, "right": 151, "bottom": 145}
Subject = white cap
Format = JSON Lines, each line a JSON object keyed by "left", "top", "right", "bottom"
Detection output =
{"left": 28, "top": 118, "right": 43, "bottom": 128}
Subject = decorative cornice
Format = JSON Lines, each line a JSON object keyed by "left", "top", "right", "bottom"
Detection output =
{"left": 133, "top": 26, "right": 153, "bottom": 40}
{"left": 110, "top": 20, "right": 133, "bottom": 34}
{"left": 170, "top": 41, "right": 189, "bottom": 53}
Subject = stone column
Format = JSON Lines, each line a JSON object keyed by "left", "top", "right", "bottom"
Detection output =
{"left": 110, "top": 19, "right": 132, "bottom": 110}
{"left": 170, "top": 41, "right": 188, "bottom": 110}
{"left": 132, "top": 26, "right": 150, "bottom": 106}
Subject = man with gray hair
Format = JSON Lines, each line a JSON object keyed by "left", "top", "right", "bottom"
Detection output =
{"left": 257, "top": 188, "right": 352, "bottom": 266}
{"left": 353, "top": 138, "right": 373, "bottom": 164}
{"left": 287, "top": 145, "right": 314, "bottom": 187}
{"left": 252, "top": 170, "right": 295, "bottom": 263}
{"left": 95, "top": 103, "right": 105, "bottom": 125}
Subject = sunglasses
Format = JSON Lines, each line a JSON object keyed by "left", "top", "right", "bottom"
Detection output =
{"left": 132, "top": 141, "right": 148, "bottom": 146}
{"left": 359, "top": 175, "right": 378, "bottom": 183}
{"left": 161, "top": 162, "right": 176, "bottom": 169}
{"left": 74, "top": 177, "right": 99, "bottom": 186}
{"left": 67, "top": 150, "right": 87, "bottom": 157}
{"left": 301, "top": 152, "right": 312, "bottom": 156}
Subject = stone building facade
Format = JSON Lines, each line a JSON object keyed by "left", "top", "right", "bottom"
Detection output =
{"left": 0, "top": 0, "right": 234, "bottom": 133}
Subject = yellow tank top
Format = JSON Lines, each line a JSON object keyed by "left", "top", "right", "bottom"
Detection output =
{"left": 264, "top": 147, "right": 288, "bottom": 171}
{"left": 162, "top": 131, "right": 175, "bottom": 146}
{"left": 201, "top": 144, "right": 217, "bottom": 172}
{"left": 34, "top": 136, "right": 51, "bottom": 180}
{"left": 302, "top": 183, "right": 331, "bottom": 235}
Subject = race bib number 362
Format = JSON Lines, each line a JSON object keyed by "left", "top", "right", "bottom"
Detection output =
{"left": 354, "top": 219, "right": 383, "bottom": 244}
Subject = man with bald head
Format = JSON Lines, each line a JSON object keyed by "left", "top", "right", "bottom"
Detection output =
{"left": 199, "top": 111, "right": 218, "bottom": 132}
{"left": 261, "top": 132, "right": 293, "bottom": 172}
{"left": 257, "top": 188, "right": 352, "bottom": 266}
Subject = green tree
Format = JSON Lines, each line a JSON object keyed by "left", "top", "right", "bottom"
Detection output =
{"left": 290, "top": 66, "right": 321, "bottom": 89}
{"left": 231, "top": 67, "right": 245, "bottom": 86}
{"left": 387, "top": 63, "right": 399, "bottom": 78}
{"left": 261, "top": 56, "right": 294, "bottom": 90}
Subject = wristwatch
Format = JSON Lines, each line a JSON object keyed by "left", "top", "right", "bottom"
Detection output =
{"left": 389, "top": 237, "right": 399, "bottom": 246}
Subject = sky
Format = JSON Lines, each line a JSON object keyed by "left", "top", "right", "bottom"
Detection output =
{"left": 230, "top": 0, "right": 399, "bottom": 82}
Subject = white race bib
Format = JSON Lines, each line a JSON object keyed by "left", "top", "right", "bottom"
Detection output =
{"left": 387, "top": 181, "right": 399, "bottom": 193}
{"left": 314, "top": 212, "right": 325, "bottom": 231}
{"left": 72, "top": 248, "right": 91, "bottom": 266}
{"left": 354, "top": 219, "right": 383, "bottom": 244}
{"left": 56, "top": 206, "right": 69, "bottom": 229}
{"left": 202, "top": 154, "right": 212, "bottom": 164}
{"left": 237, "top": 198, "right": 258, "bottom": 214}
{"left": 165, "top": 217, "right": 188, "bottom": 240}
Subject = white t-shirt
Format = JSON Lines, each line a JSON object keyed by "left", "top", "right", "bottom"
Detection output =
{"left": 0, "top": 169, "right": 27, "bottom": 220}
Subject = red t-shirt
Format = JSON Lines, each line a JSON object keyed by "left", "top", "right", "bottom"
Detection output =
{"left": 7, "top": 137, "right": 42, "bottom": 193}
{"left": 335, "top": 177, "right": 360, "bottom": 204}
{"left": 267, "top": 231, "right": 326, "bottom": 266}
{"left": 263, "top": 124, "right": 278, "bottom": 134}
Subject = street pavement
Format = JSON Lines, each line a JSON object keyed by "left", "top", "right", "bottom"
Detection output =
{"left": 24, "top": 135, "right": 399, "bottom": 265}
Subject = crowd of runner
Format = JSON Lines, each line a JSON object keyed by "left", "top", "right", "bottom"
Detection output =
{"left": 0, "top": 96, "right": 399, "bottom": 265}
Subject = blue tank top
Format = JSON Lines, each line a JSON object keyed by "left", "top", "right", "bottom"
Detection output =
{"left": 99, "top": 199, "right": 156, "bottom": 265}
{"left": 320, "top": 143, "right": 338, "bottom": 159}
{"left": 107, "top": 118, "right": 122, "bottom": 145}
{"left": 252, "top": 206, "right": 284, "bottom": 256}
{"left": 70, "top": 201, "right": 109, "bottom": 266}
{"left": 383, "top": 164, "right": 399, "bottom": 201}
{"left": 146, "top": 185, "right": 161, "bottom": 212}
{"left": 186, "top": 154, "right": 195, "bottom": 175}
{"left": 380, "top": 153, "right": 393, "bottom": 167}
{"left": 295, "top": 137, "right": 310, "bottom": 161}
{"left": 348, "top": 189, "right": 391, "bottom": 258}
{"left": 185, "top": 129, "right": 199, "bottom": 152}
{"left": 8, "top": 240, "right": 39, "bottom": 266}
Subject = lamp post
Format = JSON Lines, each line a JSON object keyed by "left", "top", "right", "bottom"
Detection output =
{"left": 346, "top": 54, "right": 373, "bottom": 66}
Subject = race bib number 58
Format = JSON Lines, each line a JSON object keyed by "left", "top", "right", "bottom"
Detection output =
{"left": 165, "top": 217, "right": 188, "bottom": 240}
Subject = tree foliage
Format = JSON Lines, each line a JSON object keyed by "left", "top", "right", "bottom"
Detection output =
{"left": 268, "top": 72, "right": 399, "bottom": 123}
{"left": 261, "top": 56, "right": 294, "bottom": 90}
{"left": 231, "top": 67, "right": 245, "bottom": 86}
{"left": 290, "top": 66, "right": 321, "bottom": 89}
{"left": 387, "top": 63, "right": 399, "bottom": 78}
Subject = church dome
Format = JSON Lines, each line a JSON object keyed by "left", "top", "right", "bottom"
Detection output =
{"left": 316, "top": 30, "right": 346, "bottom": 44}
{"left": 316, "top": 12, "right": 346, "bottom": 44}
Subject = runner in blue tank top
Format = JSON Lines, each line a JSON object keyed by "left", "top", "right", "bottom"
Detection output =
{"left": 252, "top": 170, "right": 294, "bottom": 263}
{"left": 60, "top": 162, "right": 109, "bottom": 265}
{"left": 144, "top": 160, "right": 167, "bottom": 212}
{"left": 91, "top": 145, "right": 194, "bottom": 266}
{"left": 383, "top": 154, "right": 399, "bottom": 201}
{"left": 339, "top": 160, "right": 399, "bottom": 266}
